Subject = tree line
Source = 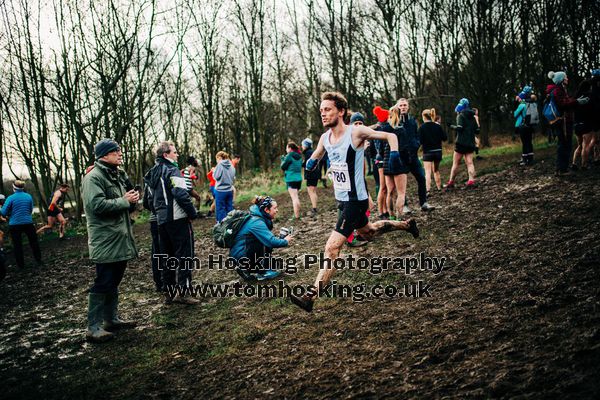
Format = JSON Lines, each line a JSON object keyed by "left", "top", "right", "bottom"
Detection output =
{"left": 0, "top": 0, "right": 598, "bottom": 218}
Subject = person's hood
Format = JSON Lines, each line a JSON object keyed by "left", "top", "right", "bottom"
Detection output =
{"left": 249, "top": 204, "right": 273, "bottom": 229}
{"left": 289, "top": 152, "right": 302, "bottom": 160}
{"left": 249, "top": 204, "right": 264, "bottom": 218}
{"left": 146, "top": 157, "right": 170, "bottom": 188}
{"left": 546, "top": 83, "right": 560, "bottom": 94}
{"left": 144, "top": 160, "right": 160, "bottom": 185}
{"left": 220, "top": 159, "right": 232, "bottom": 169}
{"left": 94, "top": 160, "right": 123, "bottom": 181}
{"left": 461, "top": 109, "right": 476, "bottom": 118}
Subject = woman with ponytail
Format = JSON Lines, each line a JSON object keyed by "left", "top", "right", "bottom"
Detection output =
{"left": 418, "top": 108, "right": 447, "bottom": 194}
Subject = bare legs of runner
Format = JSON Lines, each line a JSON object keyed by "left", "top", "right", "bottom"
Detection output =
{"left": 291, "top": 218, "right": 418, "bottom": 312}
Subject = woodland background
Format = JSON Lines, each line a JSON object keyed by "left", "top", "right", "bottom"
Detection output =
{"left": 0, "top": 0, "right": 598, "bottom": 217}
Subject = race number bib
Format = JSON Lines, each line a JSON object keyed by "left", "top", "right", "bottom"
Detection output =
{"left": 330, "top": 162, "right": 351, "bottom": 191}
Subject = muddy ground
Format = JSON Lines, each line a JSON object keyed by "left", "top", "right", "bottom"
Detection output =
{"left": 1, "top": 147, "right": 599, "bottom": 399}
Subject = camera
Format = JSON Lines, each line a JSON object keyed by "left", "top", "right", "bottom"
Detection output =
{"left": 279, "top": 226, "right": 294, "bottom": 239}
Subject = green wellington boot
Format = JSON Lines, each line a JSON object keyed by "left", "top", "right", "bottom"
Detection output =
{"left": 86, "top": 293, "right": 115, "bottom": 343}
{"left": 103, "top": 291, "right": 135, "bottom": 331}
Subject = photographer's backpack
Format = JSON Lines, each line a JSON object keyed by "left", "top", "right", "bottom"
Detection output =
{"left": 212, "top": 210, "right": 251, "bottom": 248}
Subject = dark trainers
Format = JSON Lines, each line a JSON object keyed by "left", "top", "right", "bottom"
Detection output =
{"left": 421, "top": 202, "right": 435, "bottom": 212}
{"left": 290, "top": 293, "right": 314, "bottom": 312}
{"left": 407, "top": 219, "right": 419, "bottom": 238}
{"left": 235, "top": 267, "right": 257, "bottom": 282}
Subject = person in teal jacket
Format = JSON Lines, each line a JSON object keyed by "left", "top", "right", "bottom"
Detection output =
{"left": 230, "top": 196, "right": 292, "bottom": 281}
{"left": 514, "top": 86, "right": 536, "bottom": 166}
{"left": 0, "top": 180, "right": 42, "bottom": 269}
{"left": 280, "top": 142, "right": 303, "bottom": 220}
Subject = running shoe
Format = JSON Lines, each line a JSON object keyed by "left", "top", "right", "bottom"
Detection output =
{"left": 407, "top": 219, "right": 419, "bottom": 238}
{"left": 466, "top": 180, "right": 476, "bottom": 188}
{"left": 443, "top": 180, "right": 455, "bottom": 189}
{"left": 257, "top": 270, "right": 282, "bottom": 281}
{"left": 290, "top": 293, "right": 314, "bottom": 312}
{"left": 402, "top": 205, "right": 412, "bottom": 214}
{"left": 421, "top": 202, "right": 436, "bottom": 212}
{"left": 347, "top": 235, "right": 369, "bottom": 247}
{"left": 235, "top": 267, "right": 257, "bottom": 282}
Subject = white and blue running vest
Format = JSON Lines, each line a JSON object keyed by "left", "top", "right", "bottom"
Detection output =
{"left": 323, "top": 125, "right": 368, "bottom": 202}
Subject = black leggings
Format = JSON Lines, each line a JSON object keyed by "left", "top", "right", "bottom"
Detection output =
{"left": 518, "top": 126, "right": 534, "bottom": 157}
{"left": 9, "top": 224, "right": 41, "bottom": 269}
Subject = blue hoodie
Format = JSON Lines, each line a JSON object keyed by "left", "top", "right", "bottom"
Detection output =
{"left": 229, "top": 205, "right": 288, "bottom": 260}
{"left": 1, "top": 189, "right": 34, "bottom": 226}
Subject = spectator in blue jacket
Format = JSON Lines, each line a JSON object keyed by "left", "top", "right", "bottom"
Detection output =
{"left": 0, "top": 180, "right": 42, "bottom": 269}
{"left": 230, "top": 196, "right": 292, "bottom": 281}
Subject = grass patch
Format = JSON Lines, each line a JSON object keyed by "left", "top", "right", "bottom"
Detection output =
{"left": 235, "top": 170, "right": 288, "bottom": 204}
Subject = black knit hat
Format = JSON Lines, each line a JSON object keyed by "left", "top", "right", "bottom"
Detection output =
{"left": 94, "top": 138, "right": 120, "bottom": 159}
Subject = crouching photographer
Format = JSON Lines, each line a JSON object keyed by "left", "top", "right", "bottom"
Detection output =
{"left": 229, "top": 196, "right": 293, "bottom": 281}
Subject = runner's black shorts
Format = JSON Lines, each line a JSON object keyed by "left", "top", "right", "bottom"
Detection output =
{"left": 47, "top": 208, "right": 61, "bottom": 218}
{"left": 306, "top": 179, "right": 319, "bottom": 187}
{"left": 335, "top": 200, "right": 369, "bottom": 237}
{"left": 574, "top": 121, "right": 593, "bottom": 135}
{"left": 286, "top": 181, "right": 302, "bottom": 190}
{"left": 422, "top": 150, "right": 442, "bottom": 162}
{"left": 455, "top": 143, "right": 477, "bottom": 155}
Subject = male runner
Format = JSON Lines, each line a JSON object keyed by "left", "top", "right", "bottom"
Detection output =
{"left": 290, "top": 92, "right": 419, "bottom": 312}
{"left": 37, "top": 184, "right": 70, "bottom": 239}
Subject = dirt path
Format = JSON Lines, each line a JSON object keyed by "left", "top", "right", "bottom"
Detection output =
{"left": 1, "top": 148, "right": 599, "bottom": 399}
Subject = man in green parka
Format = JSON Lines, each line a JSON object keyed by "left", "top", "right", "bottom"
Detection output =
{"left": 82, "top": 138, "right": 139, "bottom": 342}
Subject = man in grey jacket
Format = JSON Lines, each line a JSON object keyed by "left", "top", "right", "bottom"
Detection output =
{"left": 146, "top": 141, "right": 199, "bottom": 304}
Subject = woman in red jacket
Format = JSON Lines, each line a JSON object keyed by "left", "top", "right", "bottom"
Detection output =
{"left": 545, "top": 71, "right": 590, "bottom": 175}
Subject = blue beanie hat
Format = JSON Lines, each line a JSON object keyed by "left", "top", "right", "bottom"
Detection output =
{"left": 592, "top": 69, "right": 600, "bottom": 77}
{"left": 301, "top": 138, "right": 313, "bottom": 148}
{"left": 350, "top": 112, "right": 365, "bottom": 124}
{"left": 94, "top": 138, "right": 120, "bottom": 159}
{"left": 517, "top": 85, "right": 532, "bottom": 100}
{"left": 454, "top": 98, "right": 469, "bottom": 113}
{"left": 548, "top": 71, "right": 566, "bottom": 85}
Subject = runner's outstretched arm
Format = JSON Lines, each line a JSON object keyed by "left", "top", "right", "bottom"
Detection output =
{"left": 354, "top": 126, "right": 399, "bottom": 151}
